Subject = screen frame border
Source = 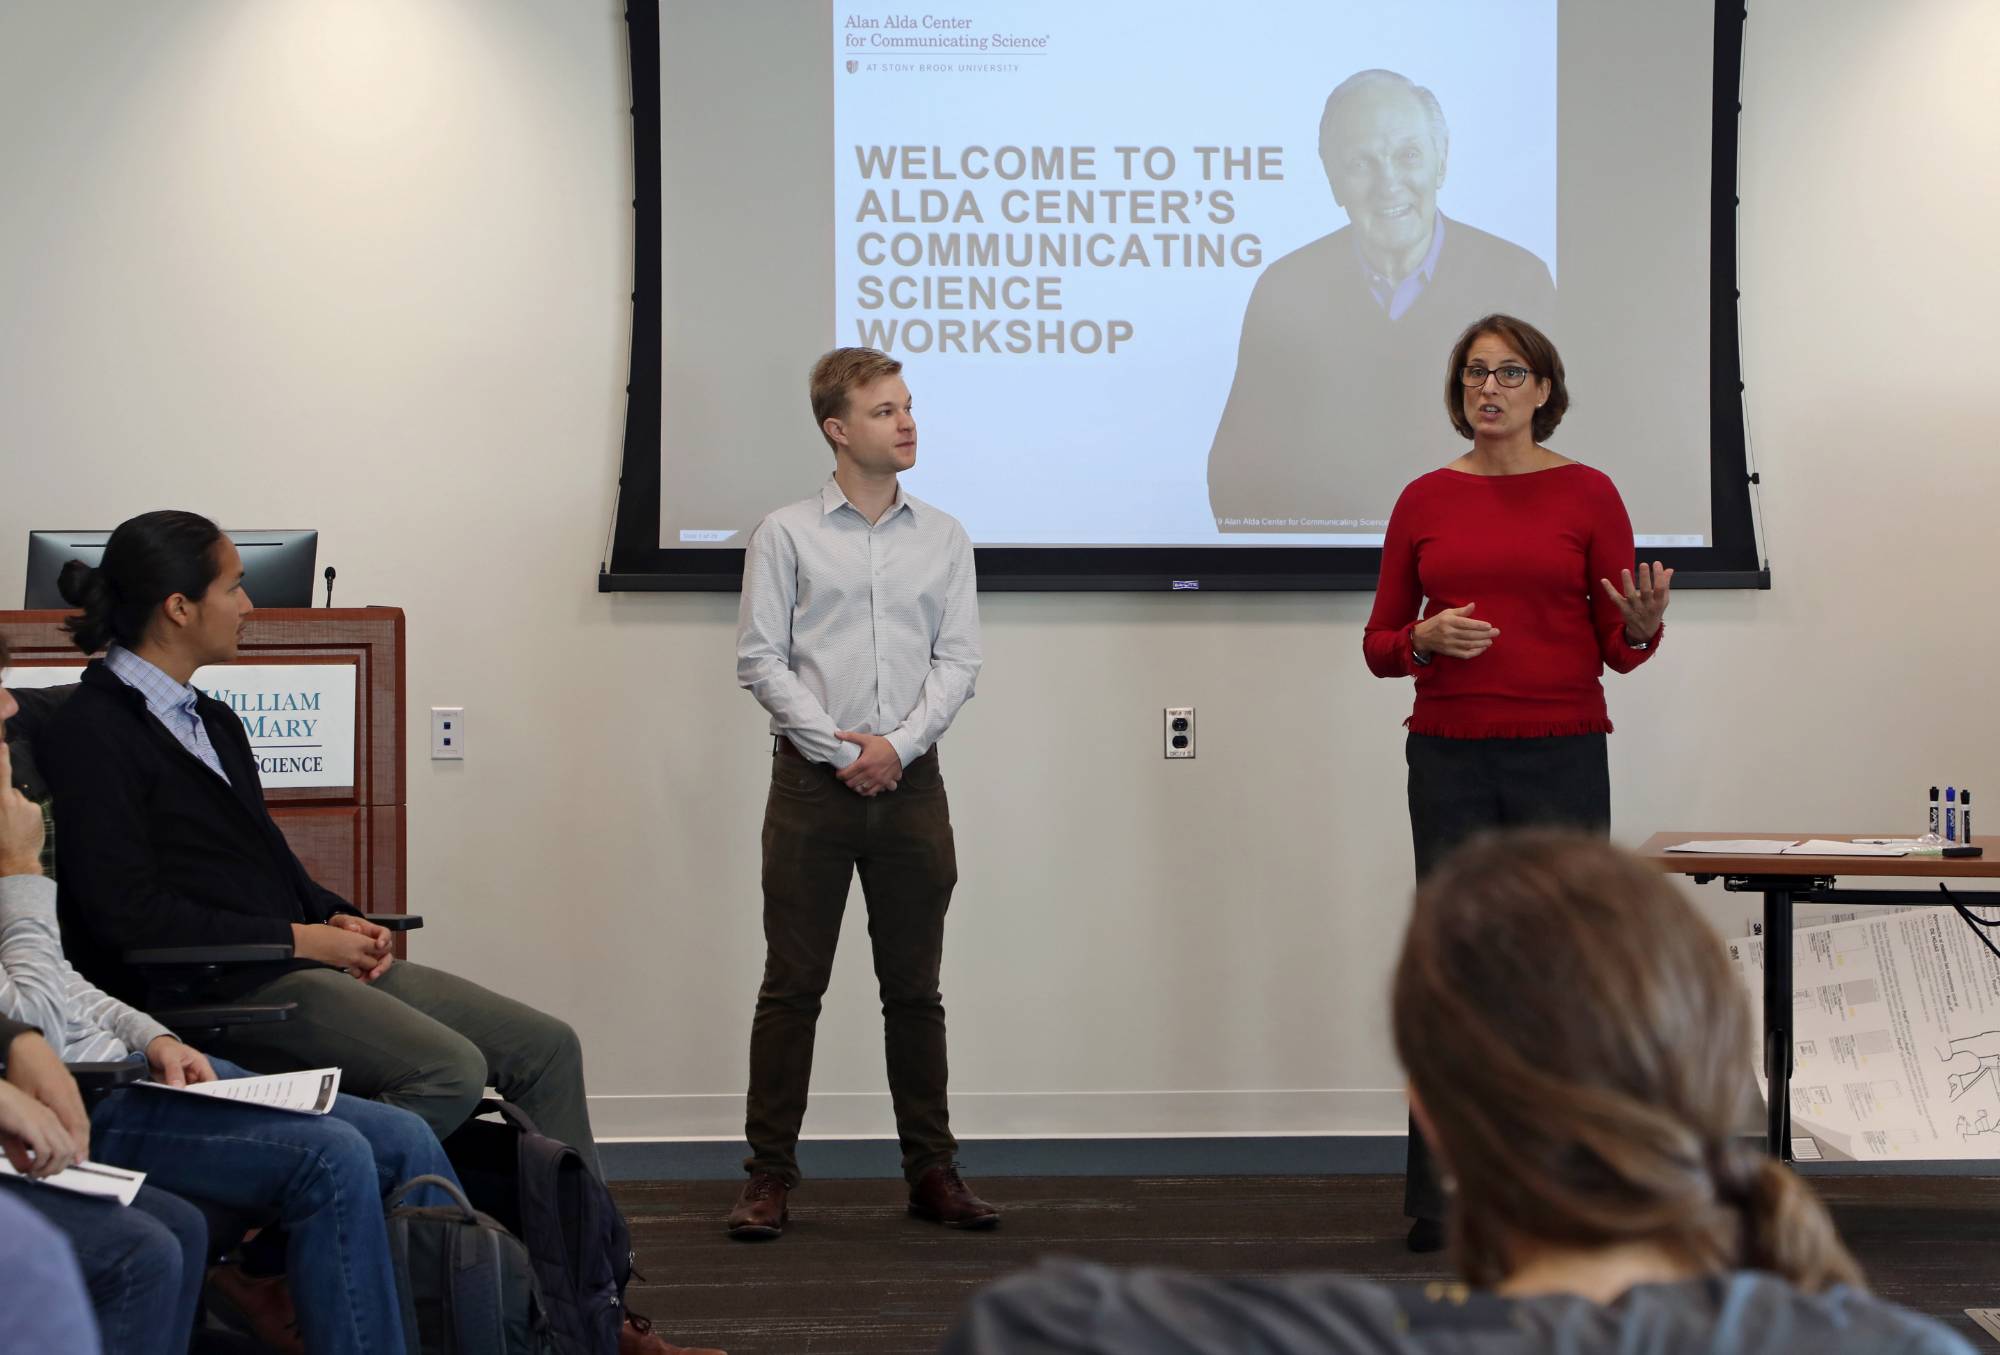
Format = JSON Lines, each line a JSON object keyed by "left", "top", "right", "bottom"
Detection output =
{"left": 604, "top": 0, "right": 1767, "bottom": 593}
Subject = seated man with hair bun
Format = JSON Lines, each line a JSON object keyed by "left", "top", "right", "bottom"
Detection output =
{"left": 35, "top": 510, "right": 722, "bottom": 1355}
{"left": 5, "top": 628, "right": 465, "bottom": 1355}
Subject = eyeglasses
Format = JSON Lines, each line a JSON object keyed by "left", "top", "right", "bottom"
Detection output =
{"left": 1459, "top": 364, "right": 1533, "bottom": 388}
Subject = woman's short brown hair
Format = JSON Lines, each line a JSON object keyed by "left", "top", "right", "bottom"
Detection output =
{"left": 1445, "top": 313, "right": 1568, "bottom": 443}
{"left": 809, "top": 347, "right": 904, "bottom": 452}
{"left": 1394, "top": 830, "right": 1862, "bottom": 1292}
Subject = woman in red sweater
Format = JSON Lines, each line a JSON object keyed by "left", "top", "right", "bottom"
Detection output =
{"left": 1363, "top": 313, "right": 1671, "bottom": 1251}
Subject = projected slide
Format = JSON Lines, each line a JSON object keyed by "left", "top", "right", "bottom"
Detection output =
{"left": 654, "top": 1, "right": 1717, "bottom": 556}
{"left": 834, "top": 1, "right": 1552, "bottom": 543}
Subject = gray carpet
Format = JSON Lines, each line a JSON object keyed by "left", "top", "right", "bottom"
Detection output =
{"left": 615, "top": 1173, "right": 2000, "bottom": 1354}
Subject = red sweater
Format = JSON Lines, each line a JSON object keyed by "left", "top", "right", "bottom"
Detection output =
{"left": 1362, "top": 464, "right": 1660, "bottom": 738}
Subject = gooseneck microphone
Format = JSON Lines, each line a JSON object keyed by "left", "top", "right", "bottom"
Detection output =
{"left": 323, "top": 565, "right": 336, "bottom": 608}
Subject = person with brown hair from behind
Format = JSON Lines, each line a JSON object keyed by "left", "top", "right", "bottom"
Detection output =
{"left": 943, "top": 831, "right": 1976, "bottom": 1355}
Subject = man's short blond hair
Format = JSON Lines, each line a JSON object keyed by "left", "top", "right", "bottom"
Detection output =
{"left": 809, "top": 347, "right": 903, "bottom": 452}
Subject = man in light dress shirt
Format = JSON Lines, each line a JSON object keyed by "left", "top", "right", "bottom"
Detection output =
{"left": 728, "top": 347, "right": 995, "bottom": 1238}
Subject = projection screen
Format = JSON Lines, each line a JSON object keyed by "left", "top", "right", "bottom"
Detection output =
{"left": 606, "top": 0, "right": 1765, "bottom": 591}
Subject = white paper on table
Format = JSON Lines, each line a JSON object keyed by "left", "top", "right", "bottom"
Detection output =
{"left": 1782, "top": 840, "right": 1911, "bottom": 857}
{"left": 1727, "top": 915, "right": 2000, "bottom": 1161}
{"left": 1666, "top": 839, "right": 1799, "bottom": 854}
{"left": 137, "top": 1068, "right": 341, "bottom": 1115}
{"left": 0, "top": 1156, "right": 146, "bottom": 1205}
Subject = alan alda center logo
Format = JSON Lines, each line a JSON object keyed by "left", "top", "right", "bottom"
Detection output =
{"left": 846, "top": 58, "right": 859, "bottom": 73}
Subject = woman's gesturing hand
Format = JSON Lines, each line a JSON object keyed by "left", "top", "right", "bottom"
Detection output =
{"left": 1600, "top": 562, "right": 1673, "bottom": 643}
{"left": 1414, "top": 603, "right": 1499, "bottom": 660}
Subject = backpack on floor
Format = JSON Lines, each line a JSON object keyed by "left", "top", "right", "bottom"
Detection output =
{"left": 441, "top": 1098, "right": 634, "bottom": 1355}
{"left": 386, "top": 1173, "right": 559, "bottom": 1355}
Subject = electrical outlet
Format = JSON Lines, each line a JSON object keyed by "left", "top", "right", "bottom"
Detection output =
{"left": 431, "top": 707, "right": 464, "bottom": 760}
{"left": 1164, "top": 706, "right": 1195, "bottom": 759}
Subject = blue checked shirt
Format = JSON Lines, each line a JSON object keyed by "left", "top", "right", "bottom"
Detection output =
{"left": 1359, "top": 211, "right": 1446, "bottom": 322}
{"left": 737, "top": 475, "right": 981, "bottom": 768}
{"left": 104, "top": 645, "right": 232, "bottom": 784}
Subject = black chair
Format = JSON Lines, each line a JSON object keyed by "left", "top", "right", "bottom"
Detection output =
{"left": 65, "top": 1058, "right": 147, "bottom": 1100}
{"left": 4, "top": 684, "right": 70, "bottom": 806}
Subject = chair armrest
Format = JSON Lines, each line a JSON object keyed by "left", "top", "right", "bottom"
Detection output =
{"left": 64, "top": 1060, "right": 146, "bottom": 1094}
{"left": 151, "top": 1002, "right": 297, "bottom": 1031}
{"left": 361, "top": 913, "right": 423, "bottom": 932}
{"left": 126, "top": 944, "right": 294, "bottom": 967}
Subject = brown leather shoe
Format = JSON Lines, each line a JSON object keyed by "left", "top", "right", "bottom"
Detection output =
{"left": 619, "top": 1309, "right": 727, "bottom": 1355}
{"left": 908, "top": 1163, "right": 999, "bottom": 1229}
{"left": 206, "top": 1262, "right": 306, "bottom": 1355}
{"left": 725, "top": 1171, "right": 789, "bottom": 1239}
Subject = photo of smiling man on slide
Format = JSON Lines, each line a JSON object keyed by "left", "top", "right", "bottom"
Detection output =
{"left": 1206, "top": 68, "right": 1555, "bottom": 534}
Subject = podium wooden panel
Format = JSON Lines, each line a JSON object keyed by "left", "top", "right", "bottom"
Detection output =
{"left": 1, "top": 609, "right": 407, "bottom": 921}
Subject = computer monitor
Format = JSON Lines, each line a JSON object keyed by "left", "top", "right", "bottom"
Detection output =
{"left": 24, "top": 529, "right": 320, "bottom": 609}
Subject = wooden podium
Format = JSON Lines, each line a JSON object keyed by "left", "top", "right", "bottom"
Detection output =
{"left": 0, "top": 608, "right": 408, "bottom": 920}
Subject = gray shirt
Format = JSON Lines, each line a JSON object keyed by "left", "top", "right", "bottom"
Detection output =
{"left": 0, "top": 874, "right": 172, "bottom": 1062}
{"left": 737, "top": 475, "right": 981, "bottom": 768}
{"left": 943, "top": 1262, "right": 1975, "bottom": 1355}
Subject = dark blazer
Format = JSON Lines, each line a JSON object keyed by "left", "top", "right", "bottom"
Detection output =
{"left": 42, "top": 661, "right": 356, "bottom": 1004}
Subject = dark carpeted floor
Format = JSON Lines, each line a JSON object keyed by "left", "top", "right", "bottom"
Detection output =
{"left": 617, "top": 1173, "right": 2000, "bottom": 1355}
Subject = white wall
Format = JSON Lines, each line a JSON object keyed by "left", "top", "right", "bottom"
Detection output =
{"left": 2, "top": 0, "right": 1996, "bottom": 1143}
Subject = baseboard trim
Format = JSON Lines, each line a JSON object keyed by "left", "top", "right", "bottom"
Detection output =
{"left": 596, "top": 1133, "right": 2000, "bottom": 1183}
{"left": 600, "top": 1133, "right": 1408, "bottom": 1181}
{"left": 584, "top": 1088, "right": 1411, "bottom": 1141}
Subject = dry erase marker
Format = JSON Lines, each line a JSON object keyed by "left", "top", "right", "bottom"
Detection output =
{"left": 1945, "top": 787, "right": 1957, "bottom": 842}
{"left": 1963, "top": 790, "right": 1972, "bottom": 843}
{"left": 1930, "top": 786, "right": 1940, "bottom": 837}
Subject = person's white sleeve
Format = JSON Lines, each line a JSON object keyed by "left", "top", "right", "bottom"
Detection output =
{"left": 736, "top": 519, "right": 860, "bottom": 768}
{"left": 884, "top": 525, "right": 982, "bottom": 767}
{"left": 0, "top": 874, "right": 170, "bottom": 1056}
